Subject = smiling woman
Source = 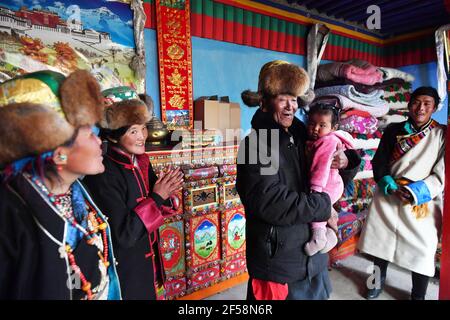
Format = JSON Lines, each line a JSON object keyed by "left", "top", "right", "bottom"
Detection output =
{"left": 82, "top": 88, "right": 184, "bottom": 300}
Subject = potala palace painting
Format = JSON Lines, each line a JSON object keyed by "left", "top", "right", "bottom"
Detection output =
{"left": 0, "top": 0, "right": 139, "bottom": 90}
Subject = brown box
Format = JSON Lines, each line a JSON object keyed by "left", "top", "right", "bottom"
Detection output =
{"left": 194, "top": 99, "right": 241, "bottom": 131}
{"left": 229, "top": 102, "right": 241, "bottom": 129}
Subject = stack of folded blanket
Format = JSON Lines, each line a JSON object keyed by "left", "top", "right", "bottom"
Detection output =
{"left": 335, "top": 178, "right": 377, "bottom": 214}
{"left": 317, "top": 60, "right": 383, "bottom": 86}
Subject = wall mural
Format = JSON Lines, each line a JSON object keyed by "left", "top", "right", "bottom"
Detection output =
{"left": 0, "top": 0, "right": 142, "bottom": 91}
{"left": 194, "top": 219, "right": 217, "bottom": 259}
{"left": 227, "top": 212, "right": 245, "bottom": 251}
{"left": 159, "top": 220, "right": 185, "bottom": 277}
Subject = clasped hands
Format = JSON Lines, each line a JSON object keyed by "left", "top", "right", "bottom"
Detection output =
{"left": 153, "top": 166, "right": 184, "bottom": 200}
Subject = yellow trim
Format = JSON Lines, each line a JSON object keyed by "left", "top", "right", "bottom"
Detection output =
{"left": 228, "top": 0, "right": 435, "bottom": 45}
{"left": 177, "top": 272, "right": 249, "bottom": 300}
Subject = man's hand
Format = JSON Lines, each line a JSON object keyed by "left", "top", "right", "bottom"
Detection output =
{"left": 331, "top": 149, "right": 349, "bottom": 170}
{"left": 393, "top": 187, "right": 413, "bottom": 204}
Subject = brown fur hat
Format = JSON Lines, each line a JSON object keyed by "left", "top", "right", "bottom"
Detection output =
{"left": 101, "top": 98, "right": 151, "bottom": 130}
{"left": 241, "top": 60, "right": 310, "bottom": 107}
{"left": 0, "top": 103, "right": 75, "bottom": 166}
{"left": 60, "top": 69, "right": 104, "bottom": 126}
{"left": 0, "top": 69, "right": 104, "bottom": 166}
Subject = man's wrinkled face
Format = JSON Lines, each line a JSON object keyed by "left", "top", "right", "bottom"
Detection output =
{"left": 271, "top": 94, "right": 298, "bottom": 131}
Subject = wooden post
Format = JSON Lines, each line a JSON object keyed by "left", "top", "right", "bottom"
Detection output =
{"left": 440, "top": 79, "right": 450, "bottom": 300}
{"left": 439, "top": 29, "right": 450, "bottom": 299}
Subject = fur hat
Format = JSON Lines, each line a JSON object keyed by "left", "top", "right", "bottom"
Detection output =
{"left": 0, "top": 70, "right": 103, "bottom": 166}
{"left": 241, "top": 60, "right": 310, "bottom": 107}
{"left": 100, "top": 86, "right": 151, "bottom": 130}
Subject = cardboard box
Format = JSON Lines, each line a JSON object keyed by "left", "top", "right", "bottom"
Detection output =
{"left": 194, "top": 99, "right": 241, "bottom": 131}
{"left": 229, "top": 102, "right": 241, "bottom": 129}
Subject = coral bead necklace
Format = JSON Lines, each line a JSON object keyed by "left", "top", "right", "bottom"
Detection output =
{"left": 30, "top": 175, "right": 110, "bottom": 300}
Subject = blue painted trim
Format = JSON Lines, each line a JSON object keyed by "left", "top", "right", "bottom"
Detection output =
{"left": 406, "top": 180, "right": 431, "bottom": 205}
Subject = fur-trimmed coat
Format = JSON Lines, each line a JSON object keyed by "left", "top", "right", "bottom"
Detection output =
{"left": 83, "top": 145, "right": 170, "bottom": 300}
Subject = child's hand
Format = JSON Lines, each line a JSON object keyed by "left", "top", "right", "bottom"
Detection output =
{"left": 327, "top": 208, "right": 339, "bottom": 233}
{"left": 331, "top": 148, "right": 348, "bottom": 169}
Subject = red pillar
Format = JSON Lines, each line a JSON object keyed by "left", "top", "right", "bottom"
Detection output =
{"left": 440, "top": 79, "right": 450, "bottom": 300}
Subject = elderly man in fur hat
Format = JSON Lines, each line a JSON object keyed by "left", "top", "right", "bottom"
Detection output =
{"left": 236, "top": 60, "right": 360, "bottom": 300}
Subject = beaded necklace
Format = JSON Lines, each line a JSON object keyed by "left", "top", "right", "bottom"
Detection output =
{"left": 29, "top": 175, "right": 110, "bottom": 300}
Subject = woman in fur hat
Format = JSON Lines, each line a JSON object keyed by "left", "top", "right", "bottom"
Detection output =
{"left": 358, "top": 87, "right": 444, "bottom": 300}
{"left": 237, "top": 60, "right": 360, "bottom": 300}
{"left": 83, "top": 88, "right": 183, "bottom": 300}
{"left": 0, "top": 70, "right": 121, "bottom": 300}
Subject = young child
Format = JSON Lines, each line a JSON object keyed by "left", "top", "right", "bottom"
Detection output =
{"left": 304, "top": 102, "right": 355, "bottom": 256}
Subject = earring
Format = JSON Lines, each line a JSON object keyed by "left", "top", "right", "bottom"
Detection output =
{"left": 57, "top": 164, "right": 63, "bottom": 172}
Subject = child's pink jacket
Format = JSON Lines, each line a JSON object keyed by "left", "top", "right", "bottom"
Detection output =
{"left": 308, "top": 130, "right": 355, "bottom": 203}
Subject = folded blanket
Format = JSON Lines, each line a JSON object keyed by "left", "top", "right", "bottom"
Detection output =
{"left": 378, "top": 67, "right": 415, "bottom": 82}
{"left": 343, "top": 64, "right": 383, "bottom": 85}
{"left": 315, "top": 85, "right": 386, "bottom": 108}
{"left": 384, "top": 92, "right": 411, "bottom": 102}
{"left": 339, "top": 115, "right": 378, "bottom": 135}
{"left": 350, "top": 130, "right": 383, "bottom": 140}
{"left": 318, "top": 61, "right": 383, "bottom": 85}
{"left": 335, "top": 210, "right": 368, "bottom": 243}
{"left": 317, "top": 62, "right": 343, "bottom": 82}
{"left": 341, "top": 177, "right": 377, "bottom": 200}
{"left": 353, "top": 137, "right": 380, "bottom": 149}
{"left": 341, "top": 109, "right": 372, "bottom": 119}
{"left": 387, "top": 109, "right": 408, "bottom": 116}
{"left": 384, "top": 82, "right": 412, "bottom": 93}
{"left": 315, "top": 92, "right": 388, "bottom": 118}
{"left": 385, "top": 101, "right": 409, "bottom": 111}
{"left": 336, "top": 199, "right": 372, "bottom": 214}
{"left": 377, "top": 114, "right": 408, "bottom": 129}
{"left": 358, "top": 157, "right": 373, "bottom": 172}
{"left": 347, "top": 59, "right": 378, "bottom": 71}
{"left": 359, "top": 148, "right": 377, "bottom": 158}
{"left": 315, "top": 78, "right": 406, "bottom": 94}
{"left": 383, "top": 82, "right": 412, "bottom": 111}
{"left": 358, "top": 148, "right": 377, "bottom": 171}
{"left": 354, "top": 170, "right": 374, "bottom": 180}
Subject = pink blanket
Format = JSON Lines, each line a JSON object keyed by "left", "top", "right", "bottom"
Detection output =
{"left": 339, "top": 115, "right": 378, "bottom": 135}
{"left": 317, "top": 61, "right": 383, "bottom": 85}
